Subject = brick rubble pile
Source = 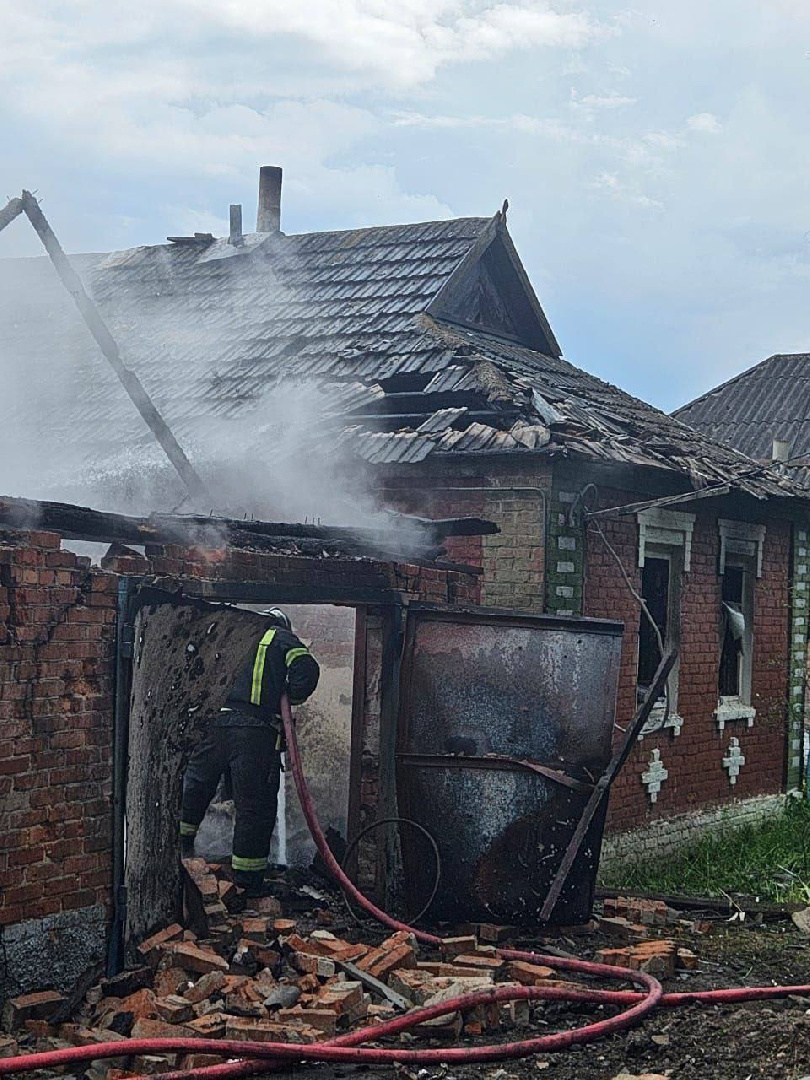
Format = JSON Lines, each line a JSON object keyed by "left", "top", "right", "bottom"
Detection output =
{"left": 0, "top": 876, "right": 717, "bottom": 1078}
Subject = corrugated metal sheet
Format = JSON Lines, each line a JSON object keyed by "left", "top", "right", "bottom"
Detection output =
{"left": 675, "top": 354, "right": 810, "bottom": 462}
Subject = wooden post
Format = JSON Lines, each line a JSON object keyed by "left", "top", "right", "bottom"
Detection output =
{"left": 19, "top": 190, "right": 210, "bottom": 508}
{"left": 0, "top": 197, "right": 23, "bottom": 234}
{"left": 376, "top": 605, "right": 406, "bottom": 913}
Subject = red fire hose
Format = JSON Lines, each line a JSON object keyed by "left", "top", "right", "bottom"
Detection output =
{"left": 2, "top": 694, "right": 809, "bottom": 1079}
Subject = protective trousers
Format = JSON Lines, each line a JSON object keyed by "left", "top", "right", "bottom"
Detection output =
{"left": 180, "top": 724, "right": 281, "bottom": 886}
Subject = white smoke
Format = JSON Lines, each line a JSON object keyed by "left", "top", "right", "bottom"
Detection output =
{"left": 0, "top": 237, "right": 399, "bottom": 533}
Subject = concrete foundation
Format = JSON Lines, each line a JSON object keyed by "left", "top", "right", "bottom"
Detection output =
{"left": 600, "top": 793, "right": 787, "bottom": 870}
{"left": 0, "top": 904, "right": 107, "bottom": 1003}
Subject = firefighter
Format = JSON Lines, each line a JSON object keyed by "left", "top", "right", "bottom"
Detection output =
{"left": 179, "top": 608, "right": 319, "bottom": 894}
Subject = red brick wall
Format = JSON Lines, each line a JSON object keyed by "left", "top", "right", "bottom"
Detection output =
{"left": 0, "top": 528, "right": 478, "bottom": 928}
{"left": 583, "top": 492, "right": 790, "bottom": 833}
{"left": 0, "top": 531, "right": 117, "bottom": 928}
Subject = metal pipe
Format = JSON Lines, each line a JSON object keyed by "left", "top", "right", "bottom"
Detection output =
{"left": 106, "top": 576, "right": 134, "bottom": 976}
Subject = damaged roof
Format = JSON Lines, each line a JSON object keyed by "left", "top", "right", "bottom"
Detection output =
{"left": 0, "top": 209, "right": 797, "bottom": 500}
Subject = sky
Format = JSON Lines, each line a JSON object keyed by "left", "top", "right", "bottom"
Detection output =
{"left": 1, "top": 0, "right": 809, "bottom": 412}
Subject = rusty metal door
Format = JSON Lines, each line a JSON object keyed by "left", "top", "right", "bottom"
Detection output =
{"left": 396, "top": 607, "right": 623, "bottom": 925}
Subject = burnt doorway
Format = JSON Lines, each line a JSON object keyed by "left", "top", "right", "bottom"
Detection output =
{"left": 121, "top": 589, "right": 366, "bottom": 945}
{"left": 190, "top": 604, "right": 357, "bottom": 872}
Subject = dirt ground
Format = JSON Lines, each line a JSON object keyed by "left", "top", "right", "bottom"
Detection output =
{"left": 322, "top": 912, "right": 810, "bottom": 1080}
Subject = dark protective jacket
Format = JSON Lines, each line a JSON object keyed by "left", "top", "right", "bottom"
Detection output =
{"left": 218, "top": 625, "right": 320, "bottom": 726}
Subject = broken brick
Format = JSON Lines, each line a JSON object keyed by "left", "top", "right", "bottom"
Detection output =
{"left": 224, "top": 1016, "right": 323, "bottom": 1043}
{"left": 0, "top": 1038, "right": 19, "bottom": 1059}
{"left": 223, "top": 983, "right": 266, "bottom": 1019}
{"left": 153, "top": 968, "right": 189, "bottom": 998}
{"left": 179, "top": 1054, "right": 227, "bottom": 1070}
{"left": 131, "top": 1017, "right": 201, "bottom": 1040}
{"left": 315, "top": 981, "right": 364, "bottom": 1016}
{"left": 273, "top": 918, "right": 297, "bottom": 935}
{"left": 477, "top": 924, "right": 516, "bottom": 944}
{"left": 170, "top": 942, "right": 229, "bottom": 975}
{"left": 59, "top": 1025, "right": 130, "bottom": 1047}
{"left": 240, "top": 917, "right": 270, "bottom": 942}
{"left": 278, "top": 1006, "right": 337, "bottom": 1036}
{"left": 452, "top": 954, "right": 505, "bottom": 973}
{"left": 253, "top": 944, "right": 282, "bottom": 969}
{"left": 597, "top": 916, "right": 649, "bottom": 940}
{"left": 100, "top": 967, "right": 153, "bottom": 999}
{"left": 506, "top": 961, "right": 555, "bottom": 985}
{"left": 184, "top": 1013, "right": 229, "bottom": 1038}
{"left": 290, "top": 952, "right": 336, "bottom": 978}
{"left": 677, "top": 948, "right": 698, "bottom": 971}
{"left": 358, "top": 944, "right": 415, "bottom": 982}
{"left": 116, "top": 988, "right": 159, "bottom": 1020}
{"left": 255, "top": 896, "right": 282, "bottom": 917}
{"left": 183, "top": 971, "right": 226, "bottom": 1005}
{"left": 2, "top": 991, "right": 66, "bottom": 1030}
{"left": 182, "top": 858, "right": 220, "bottom": 899}
{"left": 155, "top": 995, "right": 194, "bottom": 1024}
{"left": 23, "top": 1020, "right": 56, "bottom": 1039}
{"left": 439, "top": 935, "right": 477, "bottom": 957}
{"left": 137, "top": 924, "right": 184, "bottom": 966}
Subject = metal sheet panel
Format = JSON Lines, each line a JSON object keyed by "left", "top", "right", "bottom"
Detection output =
{"left": 396, "top": 607, "right": 623, "bottom": 925}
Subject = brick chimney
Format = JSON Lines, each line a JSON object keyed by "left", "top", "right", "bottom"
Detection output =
{"left": 256, "top": 166, "right": 282, "bottom": 233}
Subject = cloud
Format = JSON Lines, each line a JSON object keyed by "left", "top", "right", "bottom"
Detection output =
{"left": 185, "top": 1, "right": 603, "bottom": 88}
{"left": 2, "top": 0, "right": 810, "bottom": 424}
{"left": 571, "top": 91, "right": 637, "bottom": 110}
{"left": 687, "top": 112, "right": 723, "bottom": 134}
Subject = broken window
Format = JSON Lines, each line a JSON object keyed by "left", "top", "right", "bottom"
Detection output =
{"left": 717, "top": 558, "right": 755, "bottom": 724}
{"left": 636, "top": 548, "right": 682, "bottom": 718}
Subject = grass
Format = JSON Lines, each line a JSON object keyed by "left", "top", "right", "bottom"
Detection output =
{"left": 599, "top": 797, "right": 810, "bottom": 905}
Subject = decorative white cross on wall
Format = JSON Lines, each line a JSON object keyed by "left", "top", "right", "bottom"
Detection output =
{"left": 641, "top": 748, "right": 669, "bottom": 803}
{"left": 723, "top": 737, "right": 746, "bottom": 785}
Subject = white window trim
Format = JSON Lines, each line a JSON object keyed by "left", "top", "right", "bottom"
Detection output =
{"left": 636, "top": 544, "right": 684, "bottom": 739}
{"left": 715, "top": 548, "right": 758, "bottom": 730}
{"left": 639, "top": 708, "right": 684, "bottom": 739}
{"left": 718, "top": 519, "right": 766, "bottom": 578}
{"left": 638, "top": 508, "right": 695, "bottom": 572}
{"left": 715, "top": 699, "right": 756, "bottom": 731}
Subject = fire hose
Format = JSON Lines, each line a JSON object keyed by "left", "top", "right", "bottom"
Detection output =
{"left": 2, "top": 694, "right": 809, "bottom": 1079}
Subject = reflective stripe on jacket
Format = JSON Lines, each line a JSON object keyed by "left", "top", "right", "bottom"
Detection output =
{"left": 224, "top": 625, "right": 320, "bottom": 720}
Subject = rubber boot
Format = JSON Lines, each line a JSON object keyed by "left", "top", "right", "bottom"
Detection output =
{"left": 233, "top": 870, "right": 272, "bottom": 897}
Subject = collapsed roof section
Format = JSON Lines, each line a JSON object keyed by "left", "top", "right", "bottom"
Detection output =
{"left": 0, "top": 205, "right": 798, "bottom": 500}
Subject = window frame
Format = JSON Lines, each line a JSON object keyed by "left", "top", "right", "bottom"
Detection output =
{"left": 637, "top": 543, "right": 684, "bottom": 738}
{"left": 716, "top": 552, "right": 757, "bottom": 730}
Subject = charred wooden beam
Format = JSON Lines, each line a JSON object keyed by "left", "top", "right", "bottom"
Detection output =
{"left": 0, "top": 496, "right": 496, "bottom": 564}
{"left": 19, "top": 191, "right": 210, "bottom": 507}
{"left": 0, "top": 197, "right": 23, "bottom": 234}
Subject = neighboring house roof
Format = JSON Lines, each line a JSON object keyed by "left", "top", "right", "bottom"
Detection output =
{"left": 674, "top": 353, "right": 810, "bottom": 464}
{"left": 0, "top": 209, "right": 797, "bottom": 501}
